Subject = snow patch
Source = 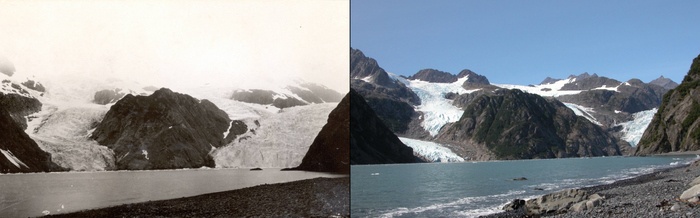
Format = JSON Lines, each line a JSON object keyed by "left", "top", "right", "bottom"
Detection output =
{"left": 141, "top": 150, "right": 149, "bottom": 160}
{"left": 361, "top": 75, "right": 373, "bottom": 83}
{"left": 222, "top": 121, "right": 233, "bottom": 138}
{"left": 399, "top": 137, "right": 464, "bottom": 162}
{"left": 563, "top": 103, "right": 602, "bottom": 126}
{"left": 494, "top": 77, "right": 582, "bottom": 97}
{"left": 618, "top": 108, "right": 657, "bottom": 146}
{"left": 0, "top": 149, "right": 30, "bottom": 168}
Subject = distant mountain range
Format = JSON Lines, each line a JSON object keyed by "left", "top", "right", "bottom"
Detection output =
{"left": 350, "top": 47, "right": 680, "bottom": 162}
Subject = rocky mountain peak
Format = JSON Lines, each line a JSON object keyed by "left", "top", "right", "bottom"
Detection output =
{"left": 649, "top": 75, "right": 679, "bottom": 90}
{"left": 408, "top": 69, "right": 459, "bottom": 83}
{"left": 540, "top": 77, "right": 561, "bottom": 85}
{"left": 90, "top": 88, "right": 237, "bottom": 170}
{"left": 350, "top": 48, "right": 396, "bottom": 87}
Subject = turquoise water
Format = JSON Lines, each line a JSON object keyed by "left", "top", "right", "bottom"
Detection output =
{"left": 0, "top": 168, "right": 341, "bottom": 217}
{"left": 351, "top": 156, "right": 697, "bottom": 217}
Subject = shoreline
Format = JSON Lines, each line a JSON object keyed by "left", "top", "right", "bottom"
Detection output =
{"left": 47, "top": 177, "right": 349, "bottom": 217}
{"left": 483, "top": 161, "right": 700, "bottom": 217}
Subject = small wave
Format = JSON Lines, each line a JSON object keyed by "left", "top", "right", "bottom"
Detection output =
{"left": 378, "top": 190, "right": 525, "bottom": 217}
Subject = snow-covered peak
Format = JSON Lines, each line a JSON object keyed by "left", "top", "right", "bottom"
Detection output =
{"left": 494, "top": 77, "right": 582, "bottom": 97}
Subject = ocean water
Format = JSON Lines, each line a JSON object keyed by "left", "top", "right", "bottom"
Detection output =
{"left": 0, "top": 168, "right": 341, "bottom": 217}
{"left": 351, "top": 155, "right": 697, "bottom": 217}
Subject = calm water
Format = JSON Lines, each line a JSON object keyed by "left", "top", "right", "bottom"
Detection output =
{"left": 351, "top": 155, "right": 698, "bottom": 217}
{"left": 0, "top": 168, "right": 341, "bottom": 217}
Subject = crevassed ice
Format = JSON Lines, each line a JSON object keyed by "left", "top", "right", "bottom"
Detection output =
{"left": 399, "top": 137, "right": 464, "bottom": 162}
{"left": 618, "top": 108, "right": 657, "bottom": 146}
{"left": 402, "top": 76, "right": 478, "bottom": 136}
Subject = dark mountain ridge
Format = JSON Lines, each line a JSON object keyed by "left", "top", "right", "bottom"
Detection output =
{"left": 636, "top": 53, "right": 700, "bottom": 155}
{"left": 90, "top": 88, "right": 247, "bottom": 170}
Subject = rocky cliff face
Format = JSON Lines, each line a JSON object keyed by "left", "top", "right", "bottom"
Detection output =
{"left": 437, "top": 89, "right": 625, "bottom": 160}
{"left": 90, "top": 88, "right": 245, "bottom": 170}
{"left": 350, "top": 48, "right": 423, "bottom": 135}
{"left": 0, "top": 106, "right": 58, "bottom": 173}
{"left": 0, "top": 80, "right": 42, "bottom": 129}
{"left": 350, "top": 89, "right": 423, "bottom": 164}
{"left": 636, "top": 54, "right": 700, "bottom": 155}
{"left": 292, "top": 91, "right": 350, "bottom": 174}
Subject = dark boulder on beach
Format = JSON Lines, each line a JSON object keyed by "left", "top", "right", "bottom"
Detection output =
{"left": 637, "top": 53, "right": 700, "bottom": 155}
{"left": 349, "top": 89, "right": 423, "bottom": 164}
{"left": 291, "top": 91, "right": 350, "bottom": 174}
{"left": 90, "top": 88, "right": 236, "bottom": 170}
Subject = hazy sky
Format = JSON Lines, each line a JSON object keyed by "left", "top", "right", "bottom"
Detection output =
{"left": 352, "top": 0, "right": 700, "bottom": 85}
{"left": 0, "top": 0, "right": 349, "bottom": 93}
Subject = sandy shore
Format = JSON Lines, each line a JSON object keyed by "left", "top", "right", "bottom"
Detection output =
{"left": 485, "top": 161, "right": 700, "bottom": 218}
{"left": 47, "top": 177, "right": 349, "bottom": 217}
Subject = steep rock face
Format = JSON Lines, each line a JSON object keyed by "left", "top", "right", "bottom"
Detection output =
{"left": 0, "top": 106, "right": 56, "bottom": 173}
{"left": 0, "top": 92, "right": 42, "bottom": 130}
{"left": 90, "top": 88, "right": 237, "bottom": 170}
{"left": 437, "top": 89, "right": 624, "bottom": 160}
{"left": 408, "top": 69, "right": 460, "bottom": 83}
{"left": 650, "top": 76, "right": 679, "bottom": 90}
{"left": 93, "top": 88, "right": 128, "bottom": 105}
{"left": 292, "top": 91, "right": 350, "bottom": 174}
{"left": 350, "top": 48, "right": 423, "bottom": 135}
{"left": 636, "top": 54, "right": 700, "bottom": 155}
{"left": 350, "top": 89, "right": 422, "bottom": 164}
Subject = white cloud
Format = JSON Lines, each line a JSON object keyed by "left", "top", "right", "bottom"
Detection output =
{"left": 0, "top": 0, "right": 349, "bottom": 93}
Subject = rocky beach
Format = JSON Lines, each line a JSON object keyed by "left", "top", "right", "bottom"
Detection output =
{"left": 47, "top": 177, "right": 349, "bottom": 217}
{"left": 485, "top": 158, "right": 700, "bottom": 218}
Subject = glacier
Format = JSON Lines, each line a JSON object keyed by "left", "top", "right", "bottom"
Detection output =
{"left": 212, "top": 103, "right": 337, "bottom": 168}
{"left": 393, "top": 74, "right": 478, "bottom": 136}
{"left": 399, "top": 137, "right": 464, "bottom": 162}
{"left": 26, "top": 104, "right": 116, "bottom": 171}
{"left": 618, "top": 108, "right": 657, "bottom": 146}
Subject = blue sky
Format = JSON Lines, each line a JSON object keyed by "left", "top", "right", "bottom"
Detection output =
{"left": 351, "top": 0, "right": 700, "bottom": 85}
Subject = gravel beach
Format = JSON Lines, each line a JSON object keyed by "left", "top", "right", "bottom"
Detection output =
{"left": 47, "top": 177, "right": 349, "bottom": 217}
{"left": 485, "top": 160, "right": 700, "bottom": 218}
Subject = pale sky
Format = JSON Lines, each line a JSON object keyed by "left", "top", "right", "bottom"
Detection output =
{"left": 0, "top": 0, "right": 349, "bottom": 93}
